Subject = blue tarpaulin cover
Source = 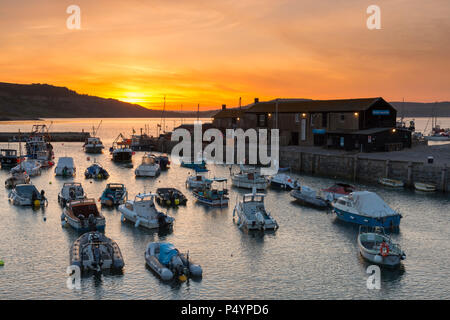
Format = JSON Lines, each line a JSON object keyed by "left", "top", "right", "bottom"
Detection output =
{"left": 158, "top": 243, "right": 178, "bottom": 265}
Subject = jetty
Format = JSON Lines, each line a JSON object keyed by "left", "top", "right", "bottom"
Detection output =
{"left": 0, "top": 132, "right": 90, "bottom": 142}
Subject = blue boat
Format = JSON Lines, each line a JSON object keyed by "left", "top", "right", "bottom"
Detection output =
{"left": 181, "top": 159, "right": 207, "bottom": 170}
{"left": 100, "top": 183, "right": 128, "bottom": 206}
{"left": 332, "top": 191, "right": 402, "bottom": 228}
{"left": 85, "top": 163, "right": 109, "bottom": 179}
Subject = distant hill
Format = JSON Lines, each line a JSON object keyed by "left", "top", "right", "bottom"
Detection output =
{"left": 1, "top": 82, "right": 448, "bottom": 120}
{"left": 391, "top": 101, "right": 450, "bottom": 118}
{"left": 0, "top": 82, "right": 217, "bottom": 120}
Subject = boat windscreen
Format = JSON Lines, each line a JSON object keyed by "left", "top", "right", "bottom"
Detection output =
{"left": 16, "top": 185, "right": 38, "bottom": 196}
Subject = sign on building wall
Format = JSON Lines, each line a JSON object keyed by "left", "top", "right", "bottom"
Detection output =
{"left": 372, "top": 110, "right": 390, "bottom": 115}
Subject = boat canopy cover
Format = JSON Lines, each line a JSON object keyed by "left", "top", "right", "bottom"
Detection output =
{"left": 300, "top": 185, "right": 317, "bottom": 198}
{"left": 15, "top": 184, "right": 39, "bottom": 196}
{"left": 57, "top": 157, "right": 74, "bottom": 167}
{"left": 158, "top": 243, "right": 178, "bottom": 265}
{"left": 350, "top": 191, "right": 397, "bottom": 217}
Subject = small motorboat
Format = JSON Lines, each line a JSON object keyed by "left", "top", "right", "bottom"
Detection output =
{"left": 231, "top": 165, "right": 269, "bottom": 190}
{"left": 119, "top": 193, "right": 174, "bottom": 230}
{"left": 154, "top": 154, "right": 170, "bottom": 170}
{"left": 181, "top": 159, "right": 207, "bottom": 170}
{"left": 186, "top": 171, "right": 212, "bottom": 189}
{"left": 85, "top": 163, "right": 109, "bottom": 180}
{"left": 8, "top": 184, "right": 47, "bottom": 207}
{"left": 414, "top": 182, "right": 436, "bottom": 192}
{"left": 5, "top": 171, "right": 30, "bottom": 189}
{"left": 83, "top": 137, "right": 105, "bottom": 154}
{"left": 58, "top": 182, "right": 86, "bottom": 206}
{"left": 358, "top": 227, "right": 406, "bottom": 268}
{"left": 70, "top": 231, "right": 124, "bottom": 272}
{"left": 269, "top": 173, "right": 299, "bottom": 190}
{"left": 135, "top": 153, "right": 160, "bottom": 177}
{"left": 145, "top": 242, "right": 202, "bottom": 281}
{"left": 290, "top": 186, "right": 329, "bottom": 208}
{"left": 332, "top": 191, "right": 402, "bottom": 228}
{"left": 378, "top": 178, "right": 404, "bottom": 188}
{"left": 11, "top": 160, "right": 41, "bottom": 176}
{"left": 193, "top": 178, "right": 229, "bottom": 207}
{"left": 62, "top": 198, "right": 106, "bottom": 232}
{"left": 100, "top": 183, "right": 128, "bottom": 206}
{"left": 110, "top": 134, "right": 133, "bottom": 163}
{"left": 0, "top": 149, "right": 20, "bottom": 168}
{"left": 233, "top": 187, "right": 278, "bottom": 231}
{"left": 55, "top": 157, "right": 76, "bottom": 177}
{"left": 320, "top": 183, "right": 356, "bottom": 202}
{"left": 156, "top": 188, "right": 187, "bottom": 207}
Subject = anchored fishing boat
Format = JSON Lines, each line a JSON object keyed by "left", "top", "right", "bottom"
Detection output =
{"left": 119, "top": 193, "right": 174, "bottom": 230}
{"left": 55, "top": 157, "right": 76, "bottom": 177}
{"left": 11, "top": 160, "right": 41, "bottom": 177}
{"left": 358, "top": 227, "right": 406, "bottom": 267}
{"left": 135, "top": 153, "right": 160, "bottom": 177}
{"left": 156, "top": 188, "right": 187, "bottom": 207}
{"left": 233, "top": 188, "right": 278, "bottom": 230}
{"left": 231, "top": 165, "right": 269, "bottom": 190}
{"left": 186, "top": 170, "right": 212, "bottom": 189}
{"left": 290, "top": 186, "right": 329, "bottom": 208}
{"left": 110, "top": 133, "right": 133, "bottom": 163}
{"left": 8, "top": 184, "right": 47, "bottom": 207}
{"left": 320, "top": 183, "right": 356, "bottom": 202}
{"left": 414, "top": 182, "right": 436, "bottom": 192}
{"left": 62, "top": 198, "right": 105, "bottom": 232}
{"left": 5, "top": 171, "right": 30, "bottom": 189}
{"left": 83, "top": 137, "right": 105, "bottom": 154}
{"left": 84, "top": 163, "right": 109, "bottom": 179}
{"left": 0, "top": 149, "right": 20, "bottom": 168}
{"left": 58, "top": 182, "right": 86, "bottom": 207}
{"left": 25, "top": 125, "right": 54, "bottom": 167}
{"left": 378, "top": 178, "right": 404, "bottom": 188}
{"left": 332, "top": 191, "right": 402, "bottom": 228}
{"left": 100, "top": 183, "right": 128, "bottom": 206}
{"left": 70, "top": 231, "right": 124, "bottom": 272}
{"left": 193, "top": 178, "right": 229, "bottom": 207}
{"left": 145, "top": 242, "right": 202, "bottom": 281}
{"left": 269, "top": 173, "right": 299, "bottom": 190}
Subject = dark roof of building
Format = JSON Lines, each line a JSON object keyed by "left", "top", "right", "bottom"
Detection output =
{"left": 213, "top": 108, "right": 246, "bottom": 119}
{"left": 245, "top": 97, "right": 389, "bottom": 114}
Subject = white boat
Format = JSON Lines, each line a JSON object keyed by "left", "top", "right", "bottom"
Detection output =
{"left": 358, "top": 227, "right": 406, "bottom": 267}
{"left": 378, "top": 178, "right": 404, "bottom": 188}
{"left": 70, "top": 231, "right": 124, "bottom": 272}
{"left": 8, "top": 184, "right": 47, "bottom": 206}
{"left": 332, "top": 191, "right": 402, "bottom": 228}
{"left": 83, "top": 137, "right": 105, "bottom": 154}
{"left": 5, "top": 171, "right": 30, "bottom": 189}
{"left": 55, "top": 157, "right": 76, "bottom": 177}
{"left": 290, "top": 186, "right": 329, "bottom": 208}
{"left": 145, "top": 242, "right": 202, "bottom": 281}
{"left": 119, "top": 193, "right": 174, "bottom": 230}
{"left": 25, "top": 125, "right": 54, "bottom": 167}
{"left": 231, "top": 165, "right": 269, "bottom": 190}
{"left": 269, "top": 173, "right": 299, "bottom": 190}
{"left": 58, "top": 182, "right": 86, "bottom": 206}
{"left": 414, "top": 182, "right": 436, "bottom": 192}
{"left": 10, "top": 160, "right": 41, "bottom": 176}
{"left": 233, "top": 188, "right": 278, "bottom": 231}
{"left": 186, "top": 171, "right": 212, "bottom": 189}
{"left": 135, "top": 153, "right": 160, "bottom": 177}
{"left": 62, "top": 198, "right": 105, "bottom": 232}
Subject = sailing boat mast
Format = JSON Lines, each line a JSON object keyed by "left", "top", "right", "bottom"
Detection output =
{"left": 197, "top": 103, "right": 200, "bottom": 121}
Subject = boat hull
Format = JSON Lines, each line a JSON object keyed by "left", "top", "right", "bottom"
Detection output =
{"left": 359, "top": 246, "right": 402, "bottom": 267}
{"left": 62, "top": 211, "right": 105, "bottom": 232}
{"left": 120, "top": 209, "right": 173, "bottom": 230}
{"left": 270, "top": 180, "right": 296, "bottom": 190}
{"left": 290, "top": 191, "right": 328, "bottom": 208}
{"left": 231, "top": 178, "right": 268, "bottom": 190}
{"left": 334, "top": 207, "right": 401, "bottom": 228}
{"left": 194, "top": 194, "right": 228, "bottom": 207}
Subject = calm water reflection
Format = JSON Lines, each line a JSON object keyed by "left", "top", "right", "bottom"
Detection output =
{"left": 0, "top": 119, "right": 449, "bottom": 299}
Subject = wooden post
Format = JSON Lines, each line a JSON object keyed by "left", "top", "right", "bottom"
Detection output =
{"left": 353, "top": 155, "right": 358, "bottom": 181}
{"left": 385, "top": 160, "right": 390, "bottom": 178}
{"left": 441, "top": 165, "right": 447, "bottom": 193}
{"left": 407, "top": 162, "right": 413, "bottom": 188}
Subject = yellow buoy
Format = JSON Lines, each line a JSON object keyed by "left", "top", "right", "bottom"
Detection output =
{"left": 166, "top": 200, "right": 171, "bottom": 205}
{"left": 175, "top": 199, "right": 180, "bottom": 205}
{"left": 0, "top": 260, "right": 4, "bottom": 266}
{"left": 179, "top": 274, "right": 187, "bottom": 282}
{"left": 33, "top": 200, "right": 41, "bottom": 207}
{"left": 49, "top": 181, "right": 52, "bottom": 184}
{"left": 97, "top": 174, "right": 102, "bottom": 179}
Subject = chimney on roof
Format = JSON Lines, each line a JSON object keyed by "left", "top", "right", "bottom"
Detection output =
{"left": 254, "top": 98, "right": 259, "bottom": 104}
{"left": 222, "top": 104, "right": 226, "bottom": 110}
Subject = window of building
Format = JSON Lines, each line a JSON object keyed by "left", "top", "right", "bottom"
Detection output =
{"left": 258, "top": 114, "right": 267, "bottom": 127}
{"left": 295, "top": 113, "right": 300, "bottom": 123}
{"left": 322, "top": 112, "right": 327, "bottom": 128}
{"left": 340, "top": 114, "right": 345, "bottom": 122}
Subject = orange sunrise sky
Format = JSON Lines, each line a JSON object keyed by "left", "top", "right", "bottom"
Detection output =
{"left": 0, "top": 0, "right": 449, "bottom": 110}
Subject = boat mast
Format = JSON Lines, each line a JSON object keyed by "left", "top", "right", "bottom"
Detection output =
{"left": 197, "top": 103, "right": 200, "bottom": 121}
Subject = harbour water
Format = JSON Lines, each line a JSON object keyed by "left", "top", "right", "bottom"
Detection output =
{"left": 0, "top": 118, "right": 449, "bottom": 299}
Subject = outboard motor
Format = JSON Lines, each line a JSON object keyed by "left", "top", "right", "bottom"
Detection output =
{"left": 92, "top": 245, "right": 102, "bottom": 272}
{"left": 88, "top": 214, "right": 96, "bottom": 231}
